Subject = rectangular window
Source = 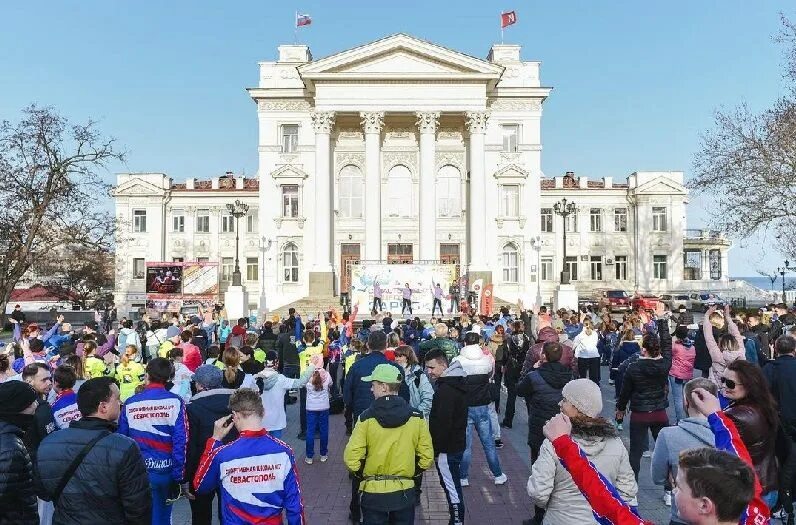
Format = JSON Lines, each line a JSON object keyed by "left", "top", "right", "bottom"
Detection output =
{"left": 282, "top": 185, "right": 299, "bottom": 218}
{"left": 565, "top": 256, "right": 578, "bottom": 281}
{"left": 565, "top": 213, "right": 578, "bottom": 233}
{"left": 501, "top": 185, "right": 520, "bottom": 218}
{"left": 221, "top": 257, "right": 234, "bottom": 281}
{"left": 590, "top": 255, "right": 603, "bottom": 280}
{"left": 654, "top": 255, "right": 667, "bottom": 279}
{"left": 541, "top": 257, "right": 554, "bottom": 281}
{"left": 501, "top": 124, "right": 519, "bottom": 153}
{"left": 197, "top": 257, "right": 210, "bottom": 263}
{"left": 540, "top": 208, "right": 553, "bottom": 233}
{"left": 132, "top": 210, "right": 147, "bottom": 233}
{"left": 172, "top": 257, "right": 184, "bottom": 263}
{"left": 615, "top": 255, "right": 628, "bottom": 280}
{"left": 652, "top": 207, "right": 667, "bottom": 232}
{"left": 502, "top": 246, "right": 519, "bottom": 283}
{"left": 221, "top": 214, "right": 235, "bottom": 233}
{"left": 590, "top": 208, "right": 602, "bottom": 232}
{"left": 246, "top": 211, "right": 258, "bottom": 233}
{"left": 132, "top": 258, "right": 145, "bottom": 279}
{"left": 614, "top": 208, "right": 628, "bottom": 232}
{"left": 196, "top": 209, "right": 210, "bottom": 233}
{"left": 246, "top": 257, "right": 258, "bottom": 281}
{"left": 171, "top": 209, "right": 184, "bottom": 232}
{"left": 281, "top": 124, "right": 299, "bottom": 153}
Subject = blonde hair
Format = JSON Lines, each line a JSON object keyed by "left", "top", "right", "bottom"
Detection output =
{"left": 121, "top": 344, "right": 137, "bottom": 366}
{"left": 434, "top": 323, "right": 448, "bottom": 338}
{"left": 223, "top": 347, "right": 240, "bottom": 385}
{"left": 387, "top": 332, "right": 401, "bottom": 348}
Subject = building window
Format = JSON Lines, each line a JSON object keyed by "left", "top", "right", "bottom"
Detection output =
{"left": 221, "top": 257, "right": 234, "bottom": 281}
{"left": 172, "top": 257, "right": 184, "bottom": 263}
{"left": 282, "top": 242, "right": 299, "bottom": 282}
{"left": 387, "top": 243, "right": 413, "bottom": 264}
{"left": 709, "top": 250, "right": 721, "bottom": 280}
{"left": 590, "top": 209, "right": 602, "bottom": 232}
{"left": 541, "top": 257, "right": 554, "bottom": 281}
{"left": 565, "top": 213, "right": 578, "bottom": 233}
{"left": 281, "top": 124, "right": 299, "bottom": 153}
{"left": 338, "top": 165, "right": 364, "bottom": 219}
{"left": 282, "top": 185, "right": 299, "bottom": 218}
{"left": 132, "top": 210, "right": 147, "bottom": 233}
{"left": 565, "top": 256, "right": 578, "bottom": 281}
{"left": 614, "top": 208, "right": 628, "bottom": 232}
{"left": 541, "top": 208, "right": 553, "bottom": 232}
{"left": 172, "top": 209, "right": 184, "bottom": 233}
{"left": 590, "top": 255, "right": 603, "bottom": 280}
{"left": 385, "top": 165, "right": 413, "bottom": 217}
{"left": 132, "top": 258, "right": 145, "bottom": 279}
{"left": 654, "top": 255, "right": 667, "bottom": 279}
{"left": 615, "top": 255, "right": 628, "bottom": 280}
{"left": 652, "top": 207, "right": 667, "bottom": 232}
{"left": 502, "top": 243, "right": 519, "bottom": 283}
{"left": 221, "top": 214, "right": 235, "bottom": 233}
{"left": 196, "top": 209, "right": 210, "bottom": 233}
{"left": 197, "top": 257, "right": 210, "bottom": 263}
{"left": 246, "top": 211, "right": 258, "bottom": 233}
{"left": 501, "top": 124, "right": 519, "bottom": 152}
{"left": 437, "top": 165, "right": 461, "bottom": 218}
{"left": 246, "top": 257, "right": 258, "bottom": 281}
{"left": 501, "top": 185, "right": 520, "bottom": 218}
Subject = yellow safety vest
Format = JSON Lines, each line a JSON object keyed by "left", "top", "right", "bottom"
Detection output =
{"left": 299, "top": 344, "right": 324, "bottom": 375}
{"left": 344, "top": 351, "right": 358, "bottom": 374}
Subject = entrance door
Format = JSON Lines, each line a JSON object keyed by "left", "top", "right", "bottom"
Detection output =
{"left": 340, "top": 243, "right": 360, "bottom": 293}
{"left": 439, "top": 243, "right": 460, "bottom": 279}
{"left": 387, "top": 243, "right": 413, "bottom": 264}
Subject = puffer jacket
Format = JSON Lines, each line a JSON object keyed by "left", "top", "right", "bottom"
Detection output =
{"left": 428, "top": 361, "right": 468, "bottom": 454}
{"left": 724, "top": 401, "right": 778, "bottom": 494}
{"left": 516, "top": 362, "right": 572, "bottom": 449}
{"left": 669, "top": 338, "right": 696, "bottom": 380}
{"left": 616, "top": 319, "right": 673, "bottom": 413}
{"left": 520, "top": 327, "right": 578, "bottom": 377}
{"left": 36, "top": 417, "right": 151, "bottom": 524}
{"left": 418, "top": 337, "right": 459, "bottom": 364}
{"left": 527, "top": 419, "right": 637, "bottom": 525}
{"left": 402, "top": 364, "right": 434, "bottom": 418}
{"left": 452, "top": 344, "right": 493, "bottom": 407}
{"left": 504, "top": 332, "right": 530, "bottom": 380}
{"left": 0, "top": 419, "right": 38, "bottom": 524}
{"left": 185, "top": 388, "right": 237, "bottom": 483}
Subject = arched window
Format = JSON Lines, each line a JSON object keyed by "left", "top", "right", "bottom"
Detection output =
{"left": 385, "top": 165, "right": 413, "bottom": 218}
{"left": 502, "top": 243, "right": 519, "bottom": 283}
{"left": 437, "top": 165, "right": 461, "bottom": 217}
{"left": 282, "top": 242, "right": 299, "bottom": 282}
{"left": 338, "top": 165, "right": 364, "bottom": 218}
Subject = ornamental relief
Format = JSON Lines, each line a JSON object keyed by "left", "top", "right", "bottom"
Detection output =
{"left": 336, "top": 129, "right": 364, "bottom": 141}
{"left": 438, "top": 129, "right": 463, "bottom": 141}
{"left": 382, "top": 151, "right": 418, "bottom": 178}
{"left": 385, "top": 128, "right": 414, "bottom": 140}
{"left": 499, "top": 152, "right": 523, "bottom": 166}
{"left": 335, "top": 152, "right": 365, "bottom": 171}
{"left": 435, "top": 152, "right": 465, "bottom": 172}
{"left": 258, "top": 99, "right": 312, "bottom": 112}
{"left": 488, "top": 99, "right": 542, "bottom": 111}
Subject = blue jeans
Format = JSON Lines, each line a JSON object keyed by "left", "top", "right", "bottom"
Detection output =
{"left": 148, "top": 470, "right": 173, "bottom": 525}
{"left": 306, "top": 409, "right": 329, "bottom": 458}
{"left": 669, "top": 376, "right": 686, "bottom": 423}
{"left": 461, "top": 405, "right": 503, "bottom": 480}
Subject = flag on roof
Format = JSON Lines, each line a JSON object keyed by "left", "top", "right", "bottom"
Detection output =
{"left": 296, "top": 13, "right": 312, "bottom": 27}
{"left": 501, "top": 11, "right": 517, "bottom": 28}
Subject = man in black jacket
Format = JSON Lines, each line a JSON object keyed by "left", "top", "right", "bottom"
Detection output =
{"left": 186, "top": 365, "right": 236, "bottom": 525}
{"left": 36, "top": 377, "right": 151, "bottom": 524}
{"left": 0, "top": 381, "right": 39, "bottom": 524}
{"left": 425, "top": 348, "right": 468, "bottom": 525}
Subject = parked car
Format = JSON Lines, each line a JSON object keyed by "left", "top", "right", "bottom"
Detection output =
{"left": 594, "top": 289, "right": 631, "bottom": 312}
{"left": 631, "top": 294, "right": 661, "bottom": 311}
{"left": 661, "top": 294, "right": 691, "bottom": 311}
{"left": 689, "top": 292, "right": 726, "bottom": 311}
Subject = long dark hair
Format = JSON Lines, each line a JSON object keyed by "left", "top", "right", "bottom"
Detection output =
{"left": 725, "top": 359, "right": 779, "bottom": 430}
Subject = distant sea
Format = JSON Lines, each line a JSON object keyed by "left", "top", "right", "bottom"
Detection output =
{"left": 733, "top": 276, "right": 796, "bottom": 291}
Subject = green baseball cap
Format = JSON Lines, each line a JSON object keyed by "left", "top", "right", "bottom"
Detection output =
{"left": 361, "top": 364, "right": 403, "bottom": 383}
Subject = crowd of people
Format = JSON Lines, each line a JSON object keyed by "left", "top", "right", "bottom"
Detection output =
{"left": 2, "top": 297, "right": 796, "bottom": 524}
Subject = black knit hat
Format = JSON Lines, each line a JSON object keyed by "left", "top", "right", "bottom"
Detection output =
{"left": 0, "top": 382, "right": 38, "bottom": 414}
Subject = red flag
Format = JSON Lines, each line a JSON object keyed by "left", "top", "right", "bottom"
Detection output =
{"left": 501, "top": 11, "right": 517, "bottom": 29}
{"left": 481, "top": 284, "right": 494, "bottom": 316}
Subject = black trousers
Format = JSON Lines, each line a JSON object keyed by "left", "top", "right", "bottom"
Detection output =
{"left": 432, "top": 298, "right": 443, "bottom": 316}
{"left": 492, "top": 367, "right": 503, "bottom": 414}
{"left": 299, "top": 387, "right": 307, "bottom": 434}
{"left": 577, "top": 357, "right": 601, "bottom": 385}
{"left": 435, "top": 452, "right": 465, "bottom": 524}
{"left": 372, "top": 297, "right": 383, "bottom": 313}
{"left": 503, "top": 374, "right": 519, "bottom": 425}
{"left": 779, "top": 438, "right": 796, "bottom": 515}
{"left": 402, "top": 298, "right": 412, "bottom": 314}
{"left": 189, "top": 489, "right": 221, "bottom": 525}
{"left": 629, "top": 417, "right": 668, "bottom": 479}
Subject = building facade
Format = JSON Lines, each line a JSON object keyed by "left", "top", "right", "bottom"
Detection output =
{"left": 112, "top": 34, "right": 731, "bottom": 317}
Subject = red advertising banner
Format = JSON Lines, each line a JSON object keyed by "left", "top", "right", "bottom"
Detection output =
{"left": 481, "top": 284, "right": 494, "bottom": 316}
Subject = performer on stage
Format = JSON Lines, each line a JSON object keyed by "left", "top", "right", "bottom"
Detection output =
{"left": 372, "top": 280, "right": 383, "bottom": 314}
{"left": 401, "top": 283, "right": 413, "bottom": 315}
{"left": 448, "top": 281, "right": 460, "bottom": 314}
{"left": 431, "top": 283, "right": 444, "bottom": 317}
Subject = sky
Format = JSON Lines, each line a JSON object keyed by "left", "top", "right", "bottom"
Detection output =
{"left": 0, "top": 1, "right": 792, "bottom": 276}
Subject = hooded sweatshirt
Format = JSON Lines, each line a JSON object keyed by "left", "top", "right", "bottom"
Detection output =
{"left": 650, "top": 417, "right": 714, "bottom": 524}
{"left": 521, "top": 326, "right": 578, "bottom": 377}
{"left": 429, "top": 360, "right": 468, "bottom": 454}
{"left": 516, "top": 362, "right": 573, "bottom": 448}
{"left": 257, "top": 366, "right": 315, "bottom": 431}
{"left": 452, "top": 343, "right": 493, "bottom": 407}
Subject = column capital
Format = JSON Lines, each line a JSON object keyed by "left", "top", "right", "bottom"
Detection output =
{"left": 416, "top": 111, "right": 440, "bottom": 134}
{"left": 310, "top": 111, "right": 336, "bottom": 134}
{"left": 465, "top": 111, "right": 490, "bottom": 134}
{"left": 360, "top": 111, "right": 385, "bottom": 134}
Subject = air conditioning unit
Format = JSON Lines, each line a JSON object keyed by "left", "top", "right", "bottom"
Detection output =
{"left": 606, "top": 258, "right": 614, "bottom": 265}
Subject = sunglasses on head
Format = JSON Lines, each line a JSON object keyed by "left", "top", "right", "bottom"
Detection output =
{"left": 720, "top": 376, "right": 740, "bottom": 389}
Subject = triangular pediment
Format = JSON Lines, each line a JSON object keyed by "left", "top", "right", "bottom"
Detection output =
{"left": 634, "top": 177, "right": 687, "bottom": 195}
{"left": 493, "top": 164, "right": 530, "bottom": 180}
{"left": 270, "top": 164, "right": 309, "bottom": 180}
{"left": 300, "top": 34, "right": 503, "bottom": 78}
{"left": 112, "top": 177, "right": 166, "bottom": 197}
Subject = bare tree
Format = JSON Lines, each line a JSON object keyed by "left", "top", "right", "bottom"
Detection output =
{"left": 32, "top": 245, "right": 115, "bottom": 310}
{"left": 0, "top": 105, "right": 123, "bottom": 326}
{"left": 690, "top": 16, "right": 796, "bottom": 258}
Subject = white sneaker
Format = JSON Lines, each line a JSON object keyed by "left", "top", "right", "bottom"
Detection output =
{"left": 494, "top": 473, "right": 508, "bottom": 485}
{"left": 320, "top": 455, "right": 328, "bottom": 463}
{"left": 663, "top": 490, "right": 672, "bottom": 506}
{"left": 460, "top": 479, "right": 469, "bottom": 487}
{"left": 304, "top": 457, "right": 313, "bottom": 465}
{"left": 642, "top": 450, "right": 652, "bottom": 458}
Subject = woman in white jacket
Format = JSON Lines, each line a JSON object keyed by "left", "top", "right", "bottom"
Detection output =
{"left": 572, "top": 319, "right": 601, "bottom": 384}
{"left": 527, "top": 379, "right": 637, "bottom": 525}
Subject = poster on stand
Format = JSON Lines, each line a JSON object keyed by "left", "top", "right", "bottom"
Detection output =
{"left": 350, "top": 263, "right": 457, "bottom": 315}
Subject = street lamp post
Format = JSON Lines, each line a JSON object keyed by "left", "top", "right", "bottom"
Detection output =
{"left": 778, "top": 260, "right": 794, "bottom": 304}
{"left": 553, "top": 198, "right": 577, "bottom": 285}
{"left": 531, "top": 235, "right": 543, "bottom": 307}
{"left": 226, "top": 200, "right": 249, "bottom": 287}
{"left": 259, "top": 235, "right": 273, "bottom": 317}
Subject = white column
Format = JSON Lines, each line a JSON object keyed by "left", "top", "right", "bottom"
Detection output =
{"left": 361, "top": 112, "right": 384, "bottom": 261}
{"left": 466, "top": 111, "right": 489, "bottom": 271}
{"left": 417, "top": 112, "right": 439, "bottom": 261}
{"left": 311, "top": 111, "right": 335, "bottom": 272}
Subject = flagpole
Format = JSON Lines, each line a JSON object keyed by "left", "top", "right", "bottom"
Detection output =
{"left": 294, "top": 11, "right": 298, "bottom": 44}
{"left": 500, "top": 11, "right": 504, "bottom": 44}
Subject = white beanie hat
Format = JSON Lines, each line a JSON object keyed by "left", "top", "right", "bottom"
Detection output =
{"left": 561, "top": 379, "right": 603, "bottom": 418}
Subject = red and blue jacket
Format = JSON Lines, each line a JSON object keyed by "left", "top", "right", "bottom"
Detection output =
{"left": 193, "top": 429, "right": 305, "bottom": 525}
{"left": 551, "top": 411, "right": 770, "bottom": 525}
{"left": 51, "top": 389, "right": 81, "bottom": 430}
{"left": 118, "top": 383, "right": 188, "bottom": 482}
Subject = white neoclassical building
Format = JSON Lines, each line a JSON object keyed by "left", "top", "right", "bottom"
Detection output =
{"left": 112, "top": 34, "right": 731, "bottom": 317}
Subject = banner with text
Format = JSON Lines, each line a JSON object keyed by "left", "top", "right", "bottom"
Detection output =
{"left": 350, "top": 263, "right": 457, "bottom": 315}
